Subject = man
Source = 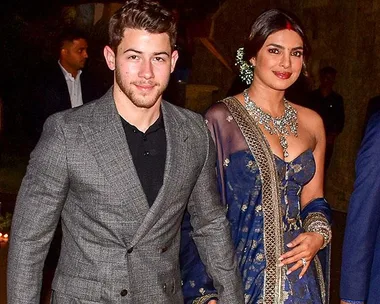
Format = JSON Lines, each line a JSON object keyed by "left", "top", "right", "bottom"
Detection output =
{"left": 33, "top": 28, "right": 103, "bottom": 136}
{"left": 7, "top": 1, "right": 243, "bottom": 303}
{"left": 308, "top": 66, "right": 345, "bottom": 170}
{"left": 340, "top": 111, "right": 380, "bottom": 304}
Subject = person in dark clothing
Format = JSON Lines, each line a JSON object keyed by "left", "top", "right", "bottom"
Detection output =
{"left": 364, "top": 94, "right": 380, "bottom": 128}
{"left": 31, "top": 28, "right": 105, "bottom": 140}
{"left": 308, "top": 66, "right": 344, "bottom": 170}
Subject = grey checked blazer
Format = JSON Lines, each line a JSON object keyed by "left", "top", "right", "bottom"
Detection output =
{"left": 7, "top": 89, "right": 243, "bottom": 303}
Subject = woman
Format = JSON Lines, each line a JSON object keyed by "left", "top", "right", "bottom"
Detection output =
{"left": 181, "top": 8, "right": 332, "bottom": 304}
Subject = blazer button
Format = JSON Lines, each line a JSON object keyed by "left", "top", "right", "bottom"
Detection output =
{"left": 163, "top": 283, "right": 167, "bottom": 293}
{"left": 160, "top": 246, "right": 168, "bottom": 253}
{"left": 120, "top": 289, "right": 128, "bottom": 297}
{"left": 127, "top": 247, "right": 133, "bottom": 254}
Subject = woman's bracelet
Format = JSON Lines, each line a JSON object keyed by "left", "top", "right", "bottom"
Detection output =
{"left": 303, "top": 212, "right": 332, "bottom": 249}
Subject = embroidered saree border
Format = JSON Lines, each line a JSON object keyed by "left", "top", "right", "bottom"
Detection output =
{"left": 314, "top": 255, "right": 327, "bottom": 304}
{"left": 221, "top": 97, "right": 285, "bottom": 303}
{"left": 192, "top": 293, "right": 219, "bottom": 304}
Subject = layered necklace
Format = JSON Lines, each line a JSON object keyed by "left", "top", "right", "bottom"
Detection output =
{"left": 243, "top": 89, "right": 298, "bottom": 158}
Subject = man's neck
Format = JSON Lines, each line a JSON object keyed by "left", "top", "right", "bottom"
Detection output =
{"left": 59, "top": 60, "right": 80, "bottom": 78}
{"left": 320, "top": 87, "right": 333, "bottom": 98}
{"left": 113, "top": 87, "right": 162, "bottom": 133}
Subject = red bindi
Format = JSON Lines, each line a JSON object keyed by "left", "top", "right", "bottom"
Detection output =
{"left": 286, "top": 21, "right": 294, "bottom": 30}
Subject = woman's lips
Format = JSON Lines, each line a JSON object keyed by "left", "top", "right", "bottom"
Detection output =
{"left": 273, "top": 71, "right": 292, "bottom": 79}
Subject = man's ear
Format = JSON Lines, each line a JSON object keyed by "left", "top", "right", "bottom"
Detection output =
{"left": 60, "top": 48, "right": 67, "bottom": 59}
{"left": 170, "top": 50, "right": 179, "bottom": 73}
{"left": 104, "top": 46, "right": 116, "bottom": 71}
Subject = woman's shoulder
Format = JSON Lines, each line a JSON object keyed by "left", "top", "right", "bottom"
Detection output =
{"left": 204, "top": 100, "right": 231, "bottom": 120}
{"left": 292, "top": 102, "right": 324, "bottom": 128}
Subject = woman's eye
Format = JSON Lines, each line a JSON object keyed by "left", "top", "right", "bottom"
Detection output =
{"left": 292, "top": 51, "right": 303, "bottom": 57}
{"left": 268, "top": 48, "right": 279, "bottom": 54}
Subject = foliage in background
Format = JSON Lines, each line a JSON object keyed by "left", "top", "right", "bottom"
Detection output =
{"left": 0, "top": 213, "right": 12, "bottom": 233}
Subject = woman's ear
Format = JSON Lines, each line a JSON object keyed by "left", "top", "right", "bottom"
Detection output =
{"left": 249, "top": 57, "right": 256, "bottom": 67}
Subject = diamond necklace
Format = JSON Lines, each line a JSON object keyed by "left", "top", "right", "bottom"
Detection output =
{"left": 243, "top": 89, "right": 298, "bottom": 158}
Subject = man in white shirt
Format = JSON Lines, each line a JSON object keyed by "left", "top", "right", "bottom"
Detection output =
{"left": 58, "top": 33, "right": 88, "bottom": 108}
{"left": 33, "top": 28, "right": 104, "bottom": 137}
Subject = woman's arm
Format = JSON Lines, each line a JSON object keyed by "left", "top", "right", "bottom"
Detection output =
{"left": 279, "top": 109, "right": 330, "bottom": 277}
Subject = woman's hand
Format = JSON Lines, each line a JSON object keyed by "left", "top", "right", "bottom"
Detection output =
{"left": 278, "top": 232, "right": 324, "bottom": 278}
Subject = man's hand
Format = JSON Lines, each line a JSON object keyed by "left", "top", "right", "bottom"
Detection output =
{"left": 208, "top": 300, "right": 217, "bottom": 304}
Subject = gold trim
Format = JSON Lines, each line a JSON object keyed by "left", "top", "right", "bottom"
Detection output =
{"left": 314, "top": 255, "right": 326, "bottom": 304}
{"left": 192, "top": 294, "right": 218, "bottom": 304}
{"left": 221, "top": 97, "right": 285, "bottom": 303}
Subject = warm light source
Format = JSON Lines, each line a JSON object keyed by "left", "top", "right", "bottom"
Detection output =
{"left": 0, "top": 232, "right": 8, "bottom": 243}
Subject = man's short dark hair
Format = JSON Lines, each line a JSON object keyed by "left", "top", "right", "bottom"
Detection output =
{"left": 56, "top": 27, "right": 88, "bottom": 53}
{"left": 319, "top": 66, "right": 337, "bottom": 77}
{"left": 108, "top": 0, "right": 177, "bottom": 53}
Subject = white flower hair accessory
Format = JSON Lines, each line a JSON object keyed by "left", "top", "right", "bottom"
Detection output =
{"left": 235, "top": 47, "right": 253, "bottom": 85}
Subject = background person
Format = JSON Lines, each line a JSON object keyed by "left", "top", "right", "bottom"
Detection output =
{"left": 340, "top": 110, "right": 380, "bottom": 304}
{"left": 307, "top": 66, "right": 345, "bottom": 171}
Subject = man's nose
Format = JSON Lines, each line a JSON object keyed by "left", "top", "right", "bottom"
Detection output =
{"left": 139, "top": 60, "right": 154, "bottom": 79}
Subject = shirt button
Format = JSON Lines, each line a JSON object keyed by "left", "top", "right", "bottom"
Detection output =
{"left": 120, "top": 289, "right": 128, "bottom": 296}
{"left": 143, "top": 151, "right": 150, "bottom": 156}
{"left": 127, "top": 247, "right": 133, "bottom": 253}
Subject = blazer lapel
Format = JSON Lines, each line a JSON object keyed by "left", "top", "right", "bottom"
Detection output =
{"left": 81, "top": 89, "right": 149, "bottom": 222}
{"left": 131, "top": 101, "right": 189, "bottom": 246}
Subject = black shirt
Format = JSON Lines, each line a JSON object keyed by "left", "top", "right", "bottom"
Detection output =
{"left": 120, "top": 115, "right": 166, "bottom": 207}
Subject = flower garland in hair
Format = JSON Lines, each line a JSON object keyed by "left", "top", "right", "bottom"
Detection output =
{"left": 235, "top": 47, "right": 253, "bottom": 85}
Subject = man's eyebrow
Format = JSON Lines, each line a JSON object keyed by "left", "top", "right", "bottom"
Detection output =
{"left": 123, "top": 48, "right": 142, "bottom": 54}
{"left": 123, "top": 49, "right": 170, "bottom": 56}
{"left": 153, "top": 51, "right": 170, "bottom": 56}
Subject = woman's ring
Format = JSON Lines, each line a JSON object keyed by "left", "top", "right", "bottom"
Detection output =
{"left": 301, "top": 258, "right": 307, "bottom": 267}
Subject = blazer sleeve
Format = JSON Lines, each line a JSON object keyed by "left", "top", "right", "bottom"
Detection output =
{"left": 185, "top": 118, "right": 244, "bottom": 304}
{"left": 340, "top": 112, "right": 380, "bottom": 301}
{"left": 7, "top": 114, "right": 69, "bottom": 303}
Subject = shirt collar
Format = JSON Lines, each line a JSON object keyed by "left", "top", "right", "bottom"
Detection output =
{"left": 121, "top": 112, "right": 165, "bottom": 134}
{"left": 58, "top": 60, "right": 82, "bottom": 81}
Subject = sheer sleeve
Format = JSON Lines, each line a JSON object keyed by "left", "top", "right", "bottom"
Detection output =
{"left": 181, "top": 102, "right": 246, "bottom": 303}
{"left": 180, "top": 211, "right": 218, "bottom": 303}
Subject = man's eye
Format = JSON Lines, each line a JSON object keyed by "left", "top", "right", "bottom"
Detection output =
{"left": 154, "top": 57, "right": 165, "bottom": 62}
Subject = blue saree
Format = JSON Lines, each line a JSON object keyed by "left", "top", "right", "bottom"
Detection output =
{"left": 181, "top": 97, "right": 331, "bottom": 303}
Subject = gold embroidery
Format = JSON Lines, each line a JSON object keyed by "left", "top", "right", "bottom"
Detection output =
{"left": 192, "top": 294, "right": 218, "bottom": 304}
{"left": 222, "top": 97, "right": 285, "bottom": 303}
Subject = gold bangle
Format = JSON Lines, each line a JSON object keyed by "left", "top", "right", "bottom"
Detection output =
{"left": 303, "top": 212, "right": 332, "bottom": 249}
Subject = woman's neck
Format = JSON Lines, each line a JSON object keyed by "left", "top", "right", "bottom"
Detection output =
{"left": 245, "top": 84, "right": 286, "bottom": 117}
